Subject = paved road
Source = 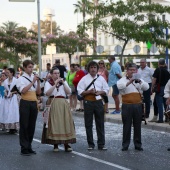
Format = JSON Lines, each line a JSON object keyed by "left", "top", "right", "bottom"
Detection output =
{"left": 0, "top": 115, "right": 170, "bottom": 170}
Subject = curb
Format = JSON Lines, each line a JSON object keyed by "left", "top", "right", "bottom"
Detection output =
{"left": 72, "top": 112, "right": 170, "bottom": 133}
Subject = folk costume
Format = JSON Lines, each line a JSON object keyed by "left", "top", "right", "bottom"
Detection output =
{"left": 77, "top": 73, "right": 109, "bottom": 149}
{"left": 41, "top": 78, "right": 76, "bottom": 145}
{"left": 117, "top": 77, "right": 149, "bottom": 149}
{"left": 16, "top": 72, "right": 38, "bottom": 153}
{"left": 0, "top": 77, "right": 19, "bottom": 131}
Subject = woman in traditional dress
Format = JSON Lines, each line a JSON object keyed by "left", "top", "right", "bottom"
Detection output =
{"left": 41, "top": 68, "right": 76, "bottom": 152}
{"left": 98, "top": 60, "right": 109, "bottom": 113}
{"left": 0, "top": 68, "right": 19, "bottom": 134}
{"left": 66, "top": 64, "right": 77, "bottom": 111}
{"left": 0, "top": 72, "right": 7, "bottom": 131}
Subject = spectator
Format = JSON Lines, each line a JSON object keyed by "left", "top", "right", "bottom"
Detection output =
{"left": 2, "top": 66, "right": 8, "bottom": 74}
{"left": 108, "top": 56, "right": 122, "bottom": 114}
{"left": 40, "top": 63, "right": 51, "bottom": 110}
{"left": 98, "top": 60, "right": 109, "bottom": 113}
{"left": 151, "top": 58, "right": 170, "bottom": 123}
{"left": 66, "top": 64, "right": 77, "bottom": 111}
{"left": 17, "top": 66, "right": 24, "bottom": 78}
{"left": 73, "top": 64, "right": 85, "bottom": 112}
{"left": 52, "top": 59, "right": 67, "bottom": 79}
{"left": 138, "top": 58, "right": 154, "bottom": 118}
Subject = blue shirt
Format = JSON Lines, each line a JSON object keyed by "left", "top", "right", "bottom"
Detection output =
{"left": 108, "top": 61, "right": 122, "bottom": 87}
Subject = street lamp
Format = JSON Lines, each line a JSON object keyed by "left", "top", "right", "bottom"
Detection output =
{"left": 9, "top": 0, "right": 42, "bottom": 75}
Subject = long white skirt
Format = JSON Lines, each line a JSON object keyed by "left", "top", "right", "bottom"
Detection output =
{"left": 0, "top": 94, "right": 19, "bottom": 129}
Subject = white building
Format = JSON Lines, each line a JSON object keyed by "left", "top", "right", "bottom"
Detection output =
{"left": 87, "top": 0, "right": 170, "bottom": 56}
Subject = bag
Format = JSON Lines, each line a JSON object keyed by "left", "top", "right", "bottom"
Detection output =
{"left": 141, "top": 102, "right": 147, "bottom": 125}
{"left": 77, "top": 75, "right": 100, "bottom": 101}
{"left": 11, "top": 85, "right": 21, "bottom": 95}
{"left": 164, "top": 105, "right": 170, "bottom": 124}
{"left": 42, "top": 105, "right": 51, "bottom": 128}
{"left": 153, "top": 84, "right": 160, "bottom": 93}
{"left": 70, "top": 85, "right": 75, "bottom": 93}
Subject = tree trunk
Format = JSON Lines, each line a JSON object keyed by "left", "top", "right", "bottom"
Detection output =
{"left": 120, "top": 39, "right": 128, "bottom": 66}
{"left": 68, "top": 53, "right": 72, "bottom": 65}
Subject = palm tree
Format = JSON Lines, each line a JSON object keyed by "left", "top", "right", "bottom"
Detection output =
{"left": 1, "top": 21, "right": 18, "bottom": 34}
{"left": 74, "top": 0, "right": 92, "bottom": 34}
{"left": 74, "top": 0, "right": 98, "bottom": 54}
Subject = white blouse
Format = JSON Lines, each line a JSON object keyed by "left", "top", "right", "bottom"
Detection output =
{"left": 44, "top": 80, "right": 71, "bottom": 97}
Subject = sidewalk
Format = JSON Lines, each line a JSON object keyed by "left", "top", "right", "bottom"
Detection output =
{"left": 73, "top": 102, "right": 170, "bottom": 133}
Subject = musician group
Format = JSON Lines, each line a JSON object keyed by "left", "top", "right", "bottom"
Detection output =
{"left": 0, "top": 59, "right": 169, "bottom": 156}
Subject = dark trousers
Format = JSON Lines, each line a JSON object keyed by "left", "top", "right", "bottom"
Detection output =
{"left": 19, "top": 99, "right": 38, "bottom": 152}
{"left": 84, "top": 100, "right": 105, "bottom": 148}
{"left": 143, "top": 83, "right": 152, "bottom": 117}
{"left": 153, "top": 95, "right": 158, "bottom": 116}
{"left": 155, "top": 86, "right": 166, "bottom": 121}
{"left": 122, "top": 103, "right": 142, "bottom": 148}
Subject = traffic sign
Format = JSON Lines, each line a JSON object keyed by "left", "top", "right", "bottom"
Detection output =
{"left": 96, "top": 45, "right": 104, "bottom": 54}
{"left": 133, "top": 45, "right": 141, "bottom": 54}
{"left": 114, "top": 45, "right": 122, "bottom": 54}
{"left": 150, "top": 45, "right": 158, "bottom": 54}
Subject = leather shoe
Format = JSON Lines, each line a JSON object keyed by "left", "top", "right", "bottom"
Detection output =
{"left": 167, "top": 148, "right": 170, "bottom": 151}
{"left": 122, "top": 147, "right": 128, "bottom": 151}
{"left": 135, "top": 147, "right": 143, "bottom": 151}
{"left": 21, "top": 150, "right": 31, "bottom": 156}
{"left": 98, "top": 146, "right": 107, "bottom": 151}
{"left": 28, "top": 149, "right": 36, "bottom": 154}
{"left": 156, "top": 120, "right": 164, "bottom": 123}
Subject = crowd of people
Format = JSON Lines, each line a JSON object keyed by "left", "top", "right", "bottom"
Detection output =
{"left": 0, "top": 56, "right": 170, "bottom": 156}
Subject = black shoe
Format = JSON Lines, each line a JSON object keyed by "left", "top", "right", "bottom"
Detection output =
{"left": 98, "top": 146, "right": 107, "bottom": 151}
{"left": 135, "top": 147, "right": 143, "bottom": 151}
{"left": 167, "top": 148, "right": 170, "bottom": 151}
{"left": 122, "top": 147, "right": 128, "bottom": 151}
{"left": 156, "top": 120, "right": 164, "bottom": 123}
{"left": 87, "top": 146, "right": 94, "bottom": 150}
{"left": 28, "top": 149, "right": 36, "bottom": 154}
{"left": 21, "top": 150, "right": 31, "bottom": 156}
{"left": 64, "top": 144, "right": 73, "bottom": 152}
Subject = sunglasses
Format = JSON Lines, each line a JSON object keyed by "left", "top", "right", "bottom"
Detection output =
{"left": 98, "top": 62, "right": 104, "bottom": 64}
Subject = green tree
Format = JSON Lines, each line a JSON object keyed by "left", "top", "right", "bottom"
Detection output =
{"left": 47, "top": 31, "right": 95, "bottom": 65}
{"left": 78, "top": 0, "right": 170, "bottom": 64}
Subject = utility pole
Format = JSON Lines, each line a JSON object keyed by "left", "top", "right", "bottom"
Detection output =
{"left": 93, "top": 0, "right": 98, "bottom": 55}
{"left": 147, "top": 0, "right": 151, "bottom": 56}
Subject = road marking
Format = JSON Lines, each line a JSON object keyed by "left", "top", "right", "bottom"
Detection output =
{"left": 33, "top": 138, "right": 131, "bottom": 170}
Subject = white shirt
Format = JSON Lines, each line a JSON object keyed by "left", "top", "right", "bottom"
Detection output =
{"left": 44, "top": 81, "right": 71, "bottom": 98}
{"left": 16, "top": 72, "right": 37, "bottom": 93}
{"left": 41, "top": 71, "right": 50, "bottom": 79}
{"left": 138, "top": 66, "right": 154, "bottom": 83}
{"left": 164, "top": 79, "right": 170, "bottom": 98}
{"left": 77, "top": 73, "right": 109, "bottom": 95}
{"left": 117, "top": 77, "right": 149, "bottom": 95}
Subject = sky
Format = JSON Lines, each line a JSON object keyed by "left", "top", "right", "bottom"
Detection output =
{"left": 0, "top": 0, "right": 81, "bottom": 32}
